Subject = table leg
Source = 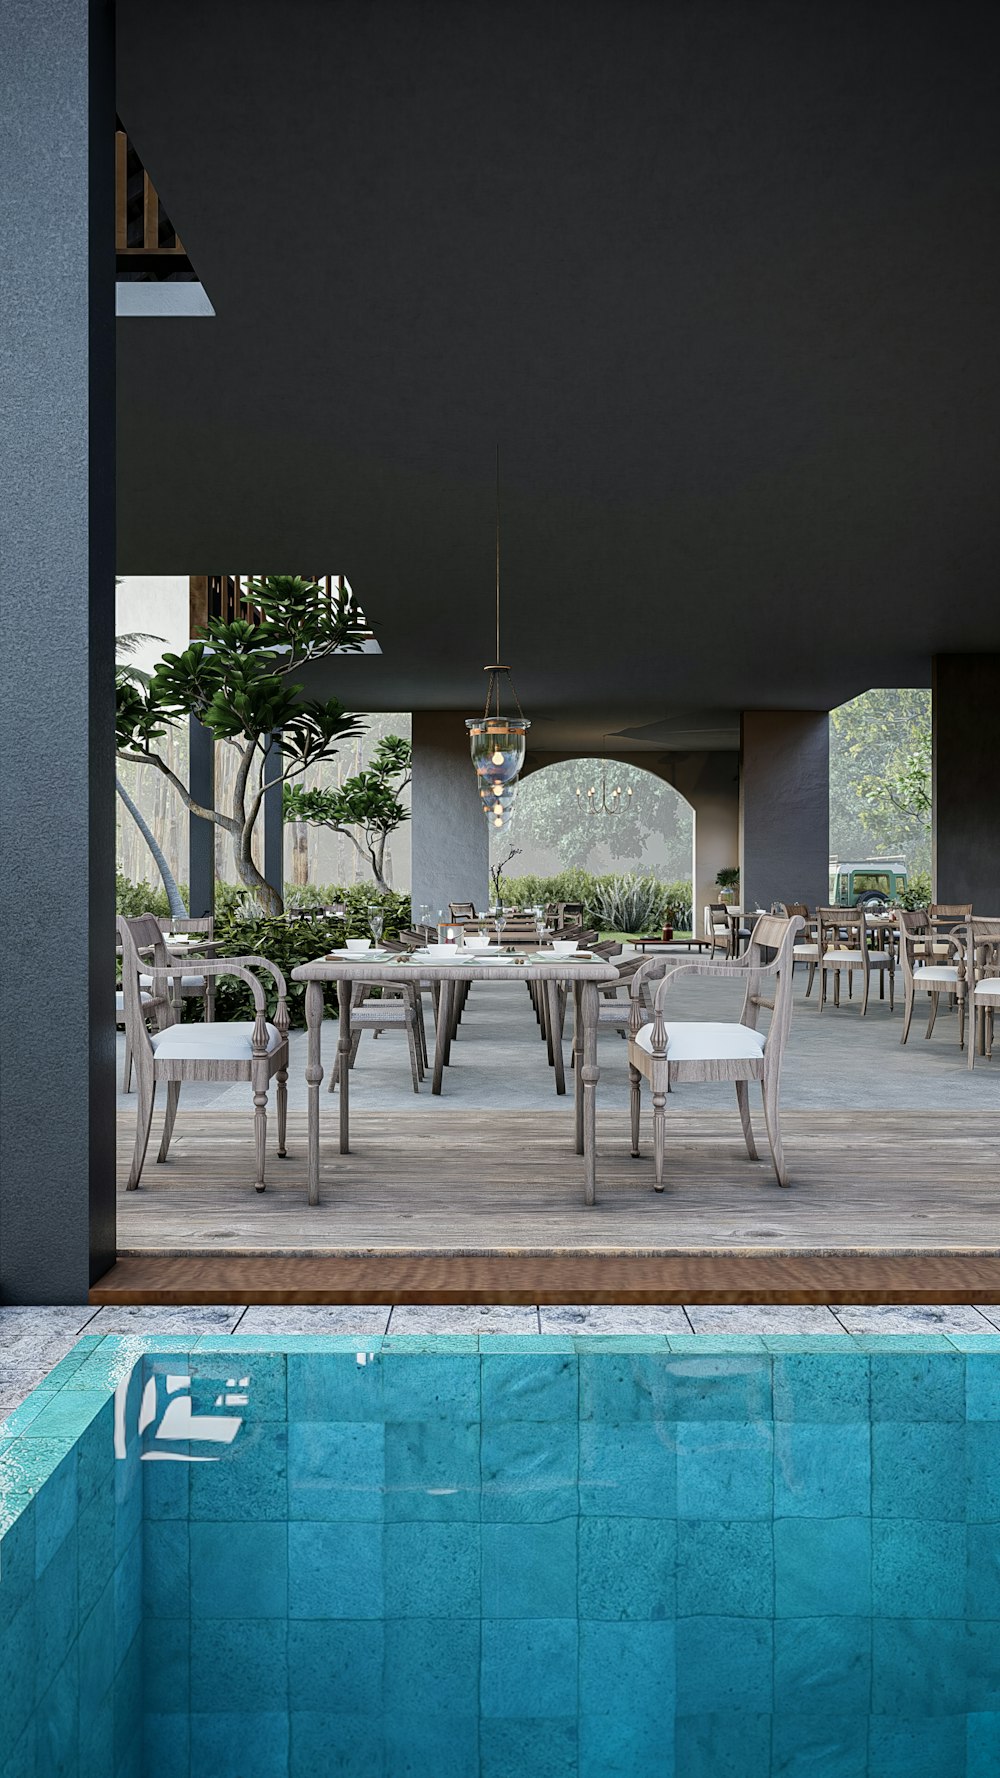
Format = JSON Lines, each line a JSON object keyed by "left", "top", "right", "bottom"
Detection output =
{"left": 581, "top": 980, "right": 599, "bottom": 1204}
{"left": 305, "top": 980, "right": 325, "bottom": 1207}
{"left": 338, "top": 980, "right": 352, "bottom": 1154}
{"left": 547, "top": 979, "right": 566, "bottom": 1094}
{"left": 432, "top": 979, "right": 453, "bottom": 1094}
{"left": 573, "top": 980, "right": 584, "bottom": 1154}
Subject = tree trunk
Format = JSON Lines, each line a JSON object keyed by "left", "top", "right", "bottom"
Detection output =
{"left": 116, "top": 777, "right": 187, "bottom": 919}
{"left": 234, "top": 828, "right": 284, "bottom": 916}
{"left": 370, "top": 833, "right": 389, "bottom": 893}
{"left": 291, "top": 819, "right": 309, "bottom": 886}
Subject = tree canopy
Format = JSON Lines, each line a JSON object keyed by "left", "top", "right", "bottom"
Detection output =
{"left": 283, "top": 734, "right": 411, "bottom": 891}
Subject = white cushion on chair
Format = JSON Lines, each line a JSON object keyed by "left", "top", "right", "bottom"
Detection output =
{"left": 913, "top": 965, "right": 959, "bottom": 985}
{"left": 974, "top": 979, "right": 1000, "bottom": 1000}
{"left": 150, "top": 1020, "right": 283, "bottom": 1060}
{"left": 116, "top": 991, "right": 153, "bottom": 1013}
{"left": 633, "top": 1021, "right": 766, "bottom": 1062}
{"left": 140, "top": 972, "right": 208, "bottom": 990}
{"left": 824, "top": 948, "right": 889, "bottom": 966}
{"left": 793, "top": 943, "right": 818, "bottom": 959}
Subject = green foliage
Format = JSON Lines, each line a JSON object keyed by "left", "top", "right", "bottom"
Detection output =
{"left": 115, "top": 871, "right": 188, "bottom": 919}
{"left": 830, "top": 689, "right": 932, "bottom": 875}
{"left": 897, "top": 869, "right": 932, "bottom": 911}
{"left": 715, "top": 866, "right": 740, "bottom": 891}
{"left": 211, "top": 888, "right": 411, "bottom": 1027}
{"left": 506, "top": 758, "right": 693, "bottom": 877}
{"left": 500, "top": 870, "right": 693, "bottom": 933}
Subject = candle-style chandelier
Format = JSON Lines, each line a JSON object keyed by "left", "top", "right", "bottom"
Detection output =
{"left": 466, "top": 448, "right": 529, "bottom": 832}
{"left": 576, "top": 742, "right": 634, "bottom": 817}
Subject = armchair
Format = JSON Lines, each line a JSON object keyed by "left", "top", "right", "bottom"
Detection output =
{"left": 118, "top": 915, "right": 290, "bottom": 1194}
{"left": 627, "top": 914, "right": 803, "bottom": 1189}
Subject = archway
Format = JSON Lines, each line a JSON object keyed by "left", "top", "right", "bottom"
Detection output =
{"left": 499, "top": 757, "right": 695, "bottom": 925}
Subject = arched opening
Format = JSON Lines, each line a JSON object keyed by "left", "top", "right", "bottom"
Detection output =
{"left": 495, "top": 757, "right": 695, "bottom": 926}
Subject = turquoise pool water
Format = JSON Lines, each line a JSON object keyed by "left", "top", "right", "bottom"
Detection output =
{"left": 1, "top": 1332, "right": 1000, "bottom": 1776}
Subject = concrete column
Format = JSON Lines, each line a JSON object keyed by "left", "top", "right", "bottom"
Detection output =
{"left": 740, "top": 712, "right": 830, "bottom": 913}
{"left": 0, "top": 0, "right": 115, "bottom": 1300}
{"left": 933, "top": 655, "right": 1000, "bottom": 905}
{"left": 263, "top": 734, "right": 284, "bottom": 902}
{"left": 410, "top": 712, "right": 490, "bottom": 918}
{"left": 188, "top": 717, "right": 215, "bottom": 918}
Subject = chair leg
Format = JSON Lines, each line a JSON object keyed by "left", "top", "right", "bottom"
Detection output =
{"left": 127, "top": 1077, "right": 156, "bottom": 1190}
{"left": 407, "top": 1017, "right": 421, "bottom": 1093}
{"left": 888, "top": 963, "right": 895, "bottom": 1012}
{"left": 122, "top": 1031, "right": 133, "bottom": 1093}
{"left": 926, "top": 992, "right": 939, "bottom": 1038}
{"left": 253, "top": 1081, "right": 268, "bottom": 1192}
{"left": 959, "top": 995, "right": 966, "bottom": 1052}
{"left": 735, "top": 1080, "right": 757, "bottom": 1160}
{"left": 156, "top": 1080, "right": 182, "bottom": 1162}
{"left": 805, "top": 963, "right": 815, "bottom": 999}
{"left": 761, "top": 1072, "right": 788, "bottom": 1186}
{"left": 651, "top": 1088, "right": 667, "bottom": 1190}
{"left": 277, "top": 1066, "right": 288, "bottom": 1155}
{"left": 861, "top": 968, "right": 870, "bottom": 1018}
{"left": 819, "top": 968, "right": 827, "bottom": 1012}
{"left": 629, "top": 1063, "right": 642, "bottom": 1157}
{"left": 969, "top": 1005, "right": 979, "bottom": 1070}
{"left": 900, "top": 984, "right": 914, "bottom": 1045}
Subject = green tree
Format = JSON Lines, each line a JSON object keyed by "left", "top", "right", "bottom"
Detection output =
{"left": 506, "top": 759, "right": 692, "bottom": 877}
{"left": 115, "top": 629, "right": 187, "bottom": 920}
{"left": 829, "top": 688, "right": 932, "bottom": 875}
{"left": 116, "top": 577, "right": 368, "bottom": 916}
{"left": 283, "top": 734, "right": 411, "bottom": 892}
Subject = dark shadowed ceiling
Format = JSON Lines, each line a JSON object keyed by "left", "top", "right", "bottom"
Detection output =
{"left": 117, "top": 0, "right": 1000, "bottom": 751}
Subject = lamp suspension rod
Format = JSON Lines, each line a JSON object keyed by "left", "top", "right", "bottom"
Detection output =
{"left": 495, "top": 442, "right": 501, "bottom": 665}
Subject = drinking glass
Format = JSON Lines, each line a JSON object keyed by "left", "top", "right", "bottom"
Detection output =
{"left": 368, "top": 907, "right": 384, "bottom": 946}
{"left": 491, "top": 903, "right": 508, "bottom": 946}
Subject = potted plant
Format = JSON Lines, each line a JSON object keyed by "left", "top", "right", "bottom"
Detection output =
{"left": 661, "top": 902, "right": 676, "bottom": 942}
{"left": 716, "top": 866, "right": 740, "bottom": 905}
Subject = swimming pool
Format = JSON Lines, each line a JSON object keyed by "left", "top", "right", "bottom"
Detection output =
{"left": 1, "top": 1330, "right": 999, "bottom": 1776}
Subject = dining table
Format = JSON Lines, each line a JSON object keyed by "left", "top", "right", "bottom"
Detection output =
{"left": 291, "top": 948, "right": 621, "bottom": 1207}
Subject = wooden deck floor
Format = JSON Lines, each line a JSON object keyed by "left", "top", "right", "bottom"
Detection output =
{"left": 114, "top": 1107, "right": 1000, "bottom": 1258}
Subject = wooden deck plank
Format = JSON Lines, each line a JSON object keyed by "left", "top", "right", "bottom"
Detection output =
{"left": 108, "top": 1109, "right": 1000, "bottom": 1299}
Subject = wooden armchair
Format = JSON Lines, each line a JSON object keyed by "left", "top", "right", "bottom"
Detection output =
{"left": 448, "top": 902, "right": 477, "bottom": 920}
{"left": 149, "top": 915, "right": 218, "bottom": 1020}
{"left": 118, "top": 915, "right": 290, "bottom": 1194}
{"left": 967, "top": 917, "right": 1000, "bottom": 1068}
{"left": 814, "top": 907, "right": 894, "bottom": 1015}
{"left": 896, "top": 909, "right": 966, "bottom": 1047}
{"left": 628, "top": 914, "right": 803, "bottom": 1189}
{"left": 706, "top": 903, "right": 732, "bottom": 959}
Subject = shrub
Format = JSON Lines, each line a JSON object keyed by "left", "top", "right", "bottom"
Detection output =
{"left": 500, "top": 869, "right": 692, "bottom": 933}
{"left": 210, "top": 890, "right": 411, "bottom": 1027}
{"left": 115, "top": 872, "right": 188, "bottom": 919}
{"left": 587, "top": 873, "right": 673, "bottom": 934}
{"left": 897, "top": 869, "right": 932, "bottom": 911}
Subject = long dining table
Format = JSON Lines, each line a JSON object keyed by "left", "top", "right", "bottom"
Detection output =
{"left": 291, "top": 950, "right": 621, "bottom": 1207}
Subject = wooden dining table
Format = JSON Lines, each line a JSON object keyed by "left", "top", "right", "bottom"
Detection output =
{"left": 291, "top": 950, "right": 620, "bottom": 1207}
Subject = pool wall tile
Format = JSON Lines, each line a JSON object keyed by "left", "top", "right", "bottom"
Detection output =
{"left": 480, "top": 1417, "right": 578, "bottom": 1522}
{"left": 481, "top": 1518, "right": 578, "bottom": 1618}
{"left": 872, "top": 1517, "right": 966, "bottom": 1617}
{"left": 579, "top": 1419, "right": 676, "bottom": 1517}
{"left": 384, "top": 1520, "right": 480, "bottom": 1617}
{"left": 676, "top": 1419, "right": 773, "bottom": 1519}
{"left": 774, "top": 1420, "right": 871, "bottom": 1517}
{"left": 870, "top": 1351, "right": 965, "bottom": 1422}
{"left": 772, "top": 1352, "right": 870, "bottom": 1422}
{"left": 480, "top": 1717, "right": 579, "bottom": 1778}
{"left": 872, "top": 1420, "right": 965, "bottom": 1518}
{"left": 773, "top": 1516, "right": 872, "bottom": 1617}
{"left": 676, "top": 1518, "right": 772, "bottom": 1618}
{"left": 480, "top": 1351, "right": 578, "bottom": 1420}
{"left": 577, "top": 1515, "right": 676, "bottom": 1620}
{"left": 675, "top": 1616, "right": 773, "bottom": 1714}
{"left": 673, "top": 1710, "right": 771, "bottom": 1778}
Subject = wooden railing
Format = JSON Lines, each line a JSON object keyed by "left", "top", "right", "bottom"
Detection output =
{"left": 115, "top": 122, "right": 194, "bottom": 280}
{"left": 189, "top": 575, "right": 372, "bottom": 638}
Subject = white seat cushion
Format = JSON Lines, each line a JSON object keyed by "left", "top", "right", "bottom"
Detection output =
{"left": 824, "top": 948, "right": 890, "bottom": 966}
{"left": 116, "top": 990, "right": 153, "bottom": 1012}
{"left": 793, "top": 943, "right": 818, "bottom": 958}
{"left": 974, "top": 979, "right": 1000, "bottom": 999}
{"left": 150, "top": 1020, "right": 283, "bottom": 1060}
{"left": 633, "top": 1021, "right": 765, "bottom": 1062}
{"left": 913, "top": 965, "right": 959, "bottom": 985}
{"left": 140, "top": 972, "right": 208, "bottom": 990}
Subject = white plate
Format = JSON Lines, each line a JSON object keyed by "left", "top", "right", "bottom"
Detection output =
{"left": 325, "top": 949, "right": 394, "bottom": 961}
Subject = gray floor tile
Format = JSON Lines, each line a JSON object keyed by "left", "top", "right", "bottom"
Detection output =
{"left": 0, "top": 1306, "right": 99, "bottom": 1340}
{"left": 831, "top": 1303, "right": 997, "bottom": 1334}
{"left": 684, "top": 1304, "right": 845, "bottom": 1334}
{"left": 237, "top": 1305, "right": 392, "bottom": 1335}
{"left": 386, "top": 1304, "right": 540, "bottom": 1334}
{"left": 538, "top": 1304, "right": 692, "bottom": 1334}
{"left": 85, "top": 1305, "right": 245, "bottom": 1335}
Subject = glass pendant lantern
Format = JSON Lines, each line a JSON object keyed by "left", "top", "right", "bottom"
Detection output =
{"left": 466, "top": 448, "right": 529, "bottom": 802}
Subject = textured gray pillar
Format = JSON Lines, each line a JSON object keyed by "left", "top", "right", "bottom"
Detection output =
{"left": 263, "top": 734, "right": 284, "bottom": 902}
{"left": 0, "top": 0, "right": 115, "bottom": 1301}
{"left": 740, "top": 712, "right": 830, "bottom": 912}
{"left": 933, "top": 655, "right": 1000, "bottom": 905}
{"left": 411, "top": 712, "right": 490, "bottom": 919}
{"left": 188, "top": 717, "right": 215, "bottom": 917}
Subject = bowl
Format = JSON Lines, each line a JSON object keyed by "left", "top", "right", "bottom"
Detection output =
{"left": 344, "top": 938, "right": 372, "bottom": 953}
{"left": 550, "top": 940, "right": 579, "bottom": 956}
{"left": 434, "top": 943, "right": 461, "bottom": 956}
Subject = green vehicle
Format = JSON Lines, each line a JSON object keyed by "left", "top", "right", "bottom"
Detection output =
{"left": 829, "top": 856, "right": 908, "bottom": 909}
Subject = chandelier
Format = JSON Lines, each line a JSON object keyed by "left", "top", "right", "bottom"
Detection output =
{"left": 576, "top": 745, "right": 634, "bottom": 817}
{"left": 466, "top": 449, "right": 530, "bottom": 831}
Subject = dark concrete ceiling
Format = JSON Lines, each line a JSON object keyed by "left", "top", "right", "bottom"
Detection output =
{"left": 117, "top": 0, "right": 1000, "bottom": 751}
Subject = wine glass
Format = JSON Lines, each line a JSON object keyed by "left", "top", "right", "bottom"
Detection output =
{"left": 368, "top": 906, "right": 384, "bottom": 947}
{"left": 491, "top": 903, "right": 508, "bottom": 947}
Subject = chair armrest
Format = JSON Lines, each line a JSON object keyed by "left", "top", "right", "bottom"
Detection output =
{"left": 142, "top": 955, "right": 290, "bottom": 1042}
